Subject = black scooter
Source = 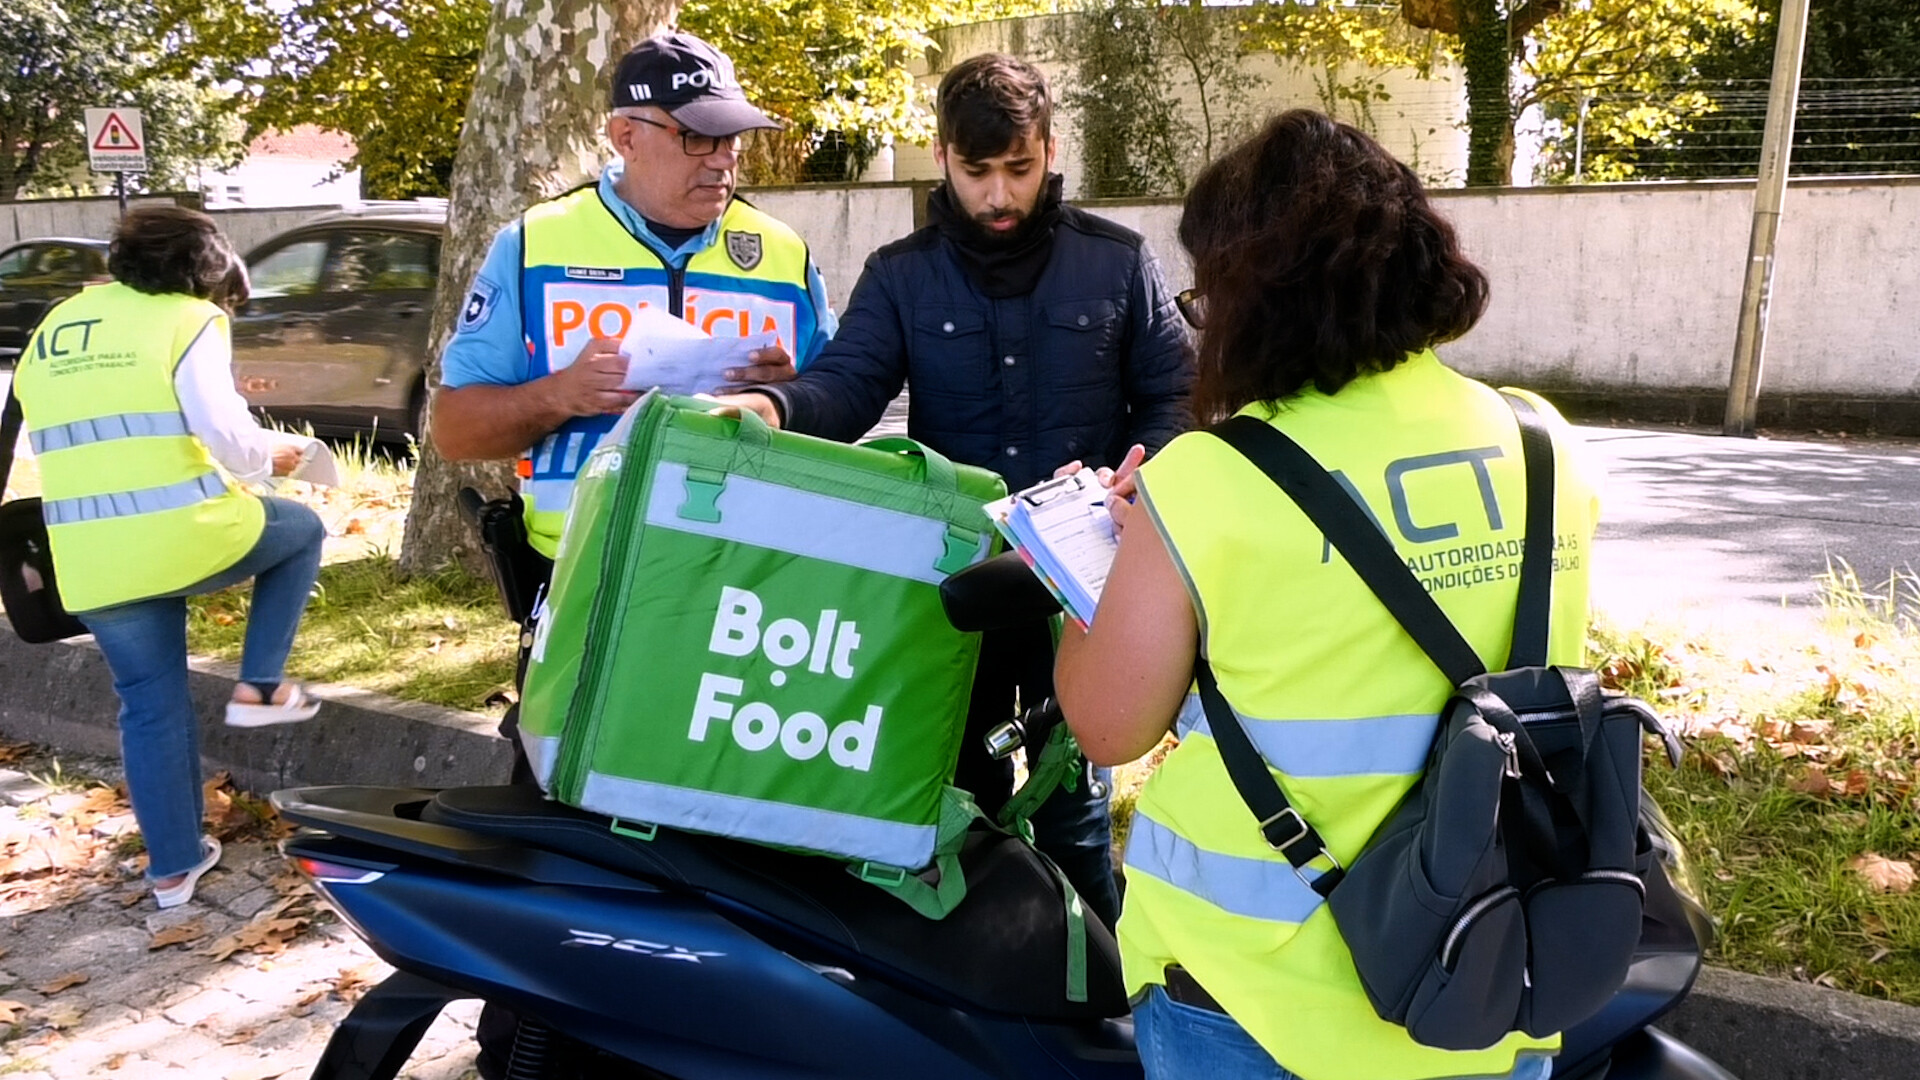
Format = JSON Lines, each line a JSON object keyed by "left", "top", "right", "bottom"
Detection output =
{"left": 277, "top": 552, "right": 1738, "bottom": 1080}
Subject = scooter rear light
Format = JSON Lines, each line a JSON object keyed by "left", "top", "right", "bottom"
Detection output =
{"left": 296, "top": 856, "right": 386, "bottom": 885}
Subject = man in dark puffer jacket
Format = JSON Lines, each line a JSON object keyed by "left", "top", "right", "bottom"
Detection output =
{"left": 720, "top": 53, "right": 1194, "bottom": 927}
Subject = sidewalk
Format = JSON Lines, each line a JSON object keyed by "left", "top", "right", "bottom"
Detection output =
{"left": 0, "top": 745, "right": 482, "bottom": 1080}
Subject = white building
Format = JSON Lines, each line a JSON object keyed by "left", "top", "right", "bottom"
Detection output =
{"left": 198, "top": 126, "right": 361, "bottom": 209}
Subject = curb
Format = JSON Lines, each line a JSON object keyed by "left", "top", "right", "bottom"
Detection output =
{"left": 1664, "top": 966, "right": 1920, "bottom": 1080}
{"left": 0, "top": 630, "right": 512, "bottom": 797}
{"left": 3, "top": 633, "right": 1919, "bottom": 1078}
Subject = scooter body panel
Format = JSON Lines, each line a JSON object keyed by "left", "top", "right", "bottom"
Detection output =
{"left": 290, "top": 829, "right": 1140, "bottom": 1080}
{"left": 282, "top": 785, "right": 1732, "bottom": 1080}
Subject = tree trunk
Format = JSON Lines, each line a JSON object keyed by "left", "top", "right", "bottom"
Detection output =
{"left": 397, "top": 0, "right": 680, "bottom": 577}
{"left": 1457, "top": 0, "right": 1513, "bottom": 187}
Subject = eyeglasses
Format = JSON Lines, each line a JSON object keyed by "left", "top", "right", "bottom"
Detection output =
{"left": 624, "top": 114, "right": 741, "bottom": 158}
{"left": 1175, "top": 288, "right": 1206, "bottom": 329}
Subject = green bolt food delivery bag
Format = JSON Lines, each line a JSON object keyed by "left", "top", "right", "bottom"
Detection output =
{"left": 518, "top": 393, "right": 1006, "bottom": 872}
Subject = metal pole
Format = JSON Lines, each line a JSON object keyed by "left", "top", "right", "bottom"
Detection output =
{"left": 115, "top": 172, "right": 128, "bottom": 218}
{"left": 1574, "top": 97, "right": 1590, "bottom": 181}
{"left": 1723, "top": 0, "right": 1813, "bottom": 437}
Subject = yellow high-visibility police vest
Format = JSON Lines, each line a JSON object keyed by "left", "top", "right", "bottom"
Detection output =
{"left": 14, "top": 283, "right": 264, "bottom": 613}
{"left": 517, "top": 187, "right": 818, "bottom": 557}
{"left": 1124, "top": 351, "right": 1599, "bottom": 1080}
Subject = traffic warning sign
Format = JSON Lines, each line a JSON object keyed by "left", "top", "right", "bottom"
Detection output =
{"left": 85, "top": 108, "right": 147, "bottom": 173}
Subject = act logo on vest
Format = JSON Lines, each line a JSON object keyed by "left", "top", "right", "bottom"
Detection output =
{"left": 542, "top": 283, "right": 797, "bottom": 369}
{"left": 689, "top": 586, "right": 880, "bottom": 772}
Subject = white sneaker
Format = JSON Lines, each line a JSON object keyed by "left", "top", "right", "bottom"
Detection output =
{"left": 226, "top": 683, "right": 322, "bottom": 728}
{"left": 153, "top": 837, "right": 222, "bottom": 909}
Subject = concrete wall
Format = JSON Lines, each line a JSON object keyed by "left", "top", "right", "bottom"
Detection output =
{"left": 746, "top": 183, "right": 924, "bottom": 309}
{"left": 743, "top": 175, "right": 1920, "bottom": 427}
{"left": 0, "top": 196, "right": 342, "bottom": 260}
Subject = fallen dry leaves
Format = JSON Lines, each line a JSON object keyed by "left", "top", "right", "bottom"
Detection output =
{"left": 203, "top": 887, "right": 318, "bottom": 962}
{"left": 149, "top": 917, "right": 210, "bottom": 950}
{"left": 34, "top": 972, "right": 89, "bottom": 995}
{"left": 1850, "top": 853, "right": 1916, "bottom": 894}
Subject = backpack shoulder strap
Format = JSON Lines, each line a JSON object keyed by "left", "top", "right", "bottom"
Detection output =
{"left": 1499, "top": 391, "right": 1557, "bottom": 668}
{"left": 1210, "top": 415, "right": 1486, "bottom": 684}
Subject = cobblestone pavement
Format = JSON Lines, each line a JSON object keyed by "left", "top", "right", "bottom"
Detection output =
{"left": 0, "top": 753, "right": 483, "bottom": 1080}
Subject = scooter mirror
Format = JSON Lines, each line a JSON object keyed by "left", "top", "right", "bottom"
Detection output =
{"left": 940, "top": 551, "right": 1063, "bottom": 633}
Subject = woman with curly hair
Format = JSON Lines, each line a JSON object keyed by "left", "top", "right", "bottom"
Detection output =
{"left": 1055, "top": 111, "right": 1601, "bottom": 1079}
{"left": 13, "top": 206, "right": 326, "bottom": 908}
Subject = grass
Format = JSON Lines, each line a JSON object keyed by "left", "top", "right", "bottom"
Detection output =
{"left": 1584, "top": 564, "right": 1920, "bottom": 1005}
{"left": 185, "top": 553, "right": 517, "bottom": 712}
{"left": 180, "top": 431, "right": 519, "bottom": 713}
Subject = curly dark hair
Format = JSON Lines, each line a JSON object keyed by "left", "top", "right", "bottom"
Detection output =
{"left": 1178, "top": 110, "right": 1488, "bottom": 422}
{"left": 936, "top": 53, "right": 1051, "bottom": 161}
{"left": 108, "top": 206, "right": 250, "bottom": 313}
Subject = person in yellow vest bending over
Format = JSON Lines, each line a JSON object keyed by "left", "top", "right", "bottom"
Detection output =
{"left": 1054, "top": 111, "right": 1601, "bottom": 1080}
{"left": 14, "top": 206, "right": 327, "bottom": 909}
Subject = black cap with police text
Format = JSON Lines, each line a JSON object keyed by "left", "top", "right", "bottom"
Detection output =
{"left": 610, "top": 33, "right": 781, "bottom": 137}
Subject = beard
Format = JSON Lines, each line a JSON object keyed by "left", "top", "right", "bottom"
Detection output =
{"left": 941, "top": 170, "right": 1045, "bottom": 252}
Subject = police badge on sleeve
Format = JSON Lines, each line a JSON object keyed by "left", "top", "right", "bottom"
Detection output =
{"left": 724, "top": 231, "right": 763, "bottom": 271}
{"left": 458, "top": 279, "right": 498, "bottom": 333}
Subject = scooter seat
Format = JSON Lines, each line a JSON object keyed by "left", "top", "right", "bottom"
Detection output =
{"left": 421, "top": 785, "right": 1129, "bottom": 1022}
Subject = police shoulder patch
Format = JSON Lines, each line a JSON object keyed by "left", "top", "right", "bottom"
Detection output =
{"left": 724, "top": 231, "right": 762, "bottom": 271}
{"left": 457, "top": 279, "right": 499, "bottom": 334}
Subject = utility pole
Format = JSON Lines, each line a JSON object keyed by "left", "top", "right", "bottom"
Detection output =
{"left": 1723, "top": 0, "right": 1813, "bottom": 437}
{"left": 1574, "top": 96, "right": 1591, "bottom": 181}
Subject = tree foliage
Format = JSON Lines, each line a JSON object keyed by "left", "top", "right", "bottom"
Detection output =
{"left": 0, "top": 0, "right": 256, "bottom": 200}
{"left": 1240, "top": 1, "right": 1443, "bottom": 153}
{"left": 208, "top": 0, "right": 1047, "bottom": 197}
{"left": 1057, "top": 0, "right": 1267, "bottom": 198}
{"left": 685, "top": 0, "right": 1048, "bottom": 183}
{"left": 1394, "top": 0, "right": 1565, "bottom": 186}
{"left": 234, "top": 0, "right": 489, "bottom": 200}
{"left": 1552, "top": 0, "right": 1920, "bottom": 181}
{"left": 1523, "top": 0, "right": 1760, "bottom": 183}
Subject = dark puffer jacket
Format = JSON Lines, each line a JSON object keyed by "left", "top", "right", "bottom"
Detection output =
{"left": 765, "top": 205, "right": 1194, "bottom": 489}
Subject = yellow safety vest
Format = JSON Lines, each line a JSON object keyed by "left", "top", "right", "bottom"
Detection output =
{"left": 517, "top": 188, "right": 818, "bottom": 556}
{"left": 1123, "top": 351, "right": 1600, "bottom": 1080}
{"left": 14, "top": 283, "right": 265, "bottom": 612}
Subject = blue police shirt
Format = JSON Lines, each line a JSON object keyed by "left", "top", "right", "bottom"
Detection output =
{"left": 441, "top": 159, "right": 836, "bottom": 389}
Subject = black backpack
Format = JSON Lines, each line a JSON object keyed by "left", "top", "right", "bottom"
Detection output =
{"left": 1198, "top": 393, "right": 1679, "bottom": 1052}
{"left": 0, "top": 386, "right": 89, "bottom": 644}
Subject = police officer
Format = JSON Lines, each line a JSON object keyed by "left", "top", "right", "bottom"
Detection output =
{"left": 435, "top": 31, "right": 835, "bottom": 561}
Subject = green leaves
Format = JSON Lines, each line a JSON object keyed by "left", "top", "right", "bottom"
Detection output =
{"left": 0, "top": 0, "right": 258, "bottom": 198}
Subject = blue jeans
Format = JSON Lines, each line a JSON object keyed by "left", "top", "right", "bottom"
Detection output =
{"left": 77, "top": 497, "right": 324, "bottom": 880}
{"left": 1135, "top": 986, "right": 1555, "bottom": 1080}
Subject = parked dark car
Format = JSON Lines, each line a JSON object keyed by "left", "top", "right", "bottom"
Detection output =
{"left": 0, "top": 238, "right": 111, "bottom": 365}
{"left": 232, "top": 201, "right": 446, "bottom": 444}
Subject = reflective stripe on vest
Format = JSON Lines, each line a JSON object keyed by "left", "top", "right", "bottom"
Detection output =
{"left": 514, "top": 189, "right": 816, "bottom": 557}
{"left": 1116, "top": 353, "right": 1596, "bottom": 1080}
{"left": 1170, "top": 694, "right": 1436, "bottom": 779}
{"left": 1124, "top": 809, "right": 1329, "bottom": 924}
{"left": 42, "top": 471, "right": 227, "bottom": 526}
{"left": 29, "top": 410, "right": 192, "bottom": 454}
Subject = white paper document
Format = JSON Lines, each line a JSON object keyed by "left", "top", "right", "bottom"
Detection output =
{"left": 265, "top": 430, "right": 340, "bottom": 488}
{"left": 617, "top": 306, "right": 776, "bottom": 395}
{"left": 984, "top": 470, "right": 1121, "bottom": 627}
